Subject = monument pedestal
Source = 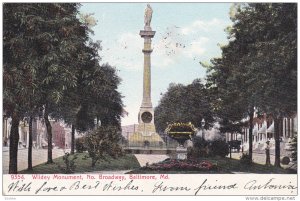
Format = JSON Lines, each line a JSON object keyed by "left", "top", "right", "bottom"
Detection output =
{"left": 176, "top": 145, "right": 188, "bottom": 160}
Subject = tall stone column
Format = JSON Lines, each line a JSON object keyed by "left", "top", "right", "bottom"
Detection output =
{"left": 139, "top": 30, "right": 155, "bottom": 122}
{"left": 138, "top": 28, "right": 156, "bottom": 136}
{"left": 142, "top": 38, "right": 152, "bottom": 108}
{"left": 137, "top": 5, "right": 156, "bottom": 135}
{"left": 137, "top": 4, "right": 156, "bottom": 127}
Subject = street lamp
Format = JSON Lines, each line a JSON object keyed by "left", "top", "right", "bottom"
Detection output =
{"left": 201, "top": 119, "right": 205, "bottom": 140}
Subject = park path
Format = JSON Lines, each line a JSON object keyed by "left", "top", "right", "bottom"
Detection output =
{"left": 230, "top": 152, "right": 275, "bottom": 165}
{"left": 2, "top": 148, "right": 68, "bottom": 174}
{"left": 71, "top": 154, "right": 170, "bottom": 174}
{"left": 134, "top": 154, "right": 169, "bottom": 167}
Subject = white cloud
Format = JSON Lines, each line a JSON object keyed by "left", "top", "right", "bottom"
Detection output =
{"left": 101, "top": 31, "right": 179, "bottom": 71}
{"left": 181, "top": 18, "right": 225, "bottom": 35}
{"left": 100, "top": 18, "right": 228, "bottom": 71}
{"left": 183, "top": 37, "right": 209, "bottom": 58}
{"left": 151, "top": 24, "right": 211, "bottom": 65}
{"left": 100, "top": 32, "right": 143, "bottom": 71}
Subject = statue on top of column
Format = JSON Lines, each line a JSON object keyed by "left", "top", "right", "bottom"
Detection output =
{"left": 144, "top": 4, "right": 153, "bottom": 28}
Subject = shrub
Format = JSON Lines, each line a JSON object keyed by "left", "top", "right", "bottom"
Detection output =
{"left": 187, "top": 136, "right": 229, "bottom": 159}
{"left": 75, "top": 137, "right": 86, "bottom": 153}
{"left": 141, "top": 159, "right": 218, "bottom": 171}
{"left": 57, "top": 153, "right": 78, "bottom": 174}
{"left": 85, "top": 125, "right": 124, "bottom": 167}
{"left": 187, "top": 136, "right": 209, "bottom": 159}
{"left": 209, "top": 139, "right": 229, "bottom": 157}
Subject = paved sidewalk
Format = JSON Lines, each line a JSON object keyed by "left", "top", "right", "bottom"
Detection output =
{"left": 229, "top": 152, "right": 275, "bottom": 165}
{"left": 3, "top": 148, "right": 69, "bottom": 174}
{"left": 134, "top": 154, "right": 169, "bottom": 167}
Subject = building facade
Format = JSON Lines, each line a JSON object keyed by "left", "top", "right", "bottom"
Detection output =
{"left": 3, "top": 117, "right": 72, "bottom": 150}
{"left": 225, "top": 114, "right": 297, "bottom": 153}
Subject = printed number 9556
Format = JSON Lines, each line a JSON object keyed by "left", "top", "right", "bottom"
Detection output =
{"left": 10, "top": 175, "right": 25, "bottom": 180}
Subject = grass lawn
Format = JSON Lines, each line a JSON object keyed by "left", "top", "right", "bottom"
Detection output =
{"left": 208, "top": 156, "right": 293, "bottom": 174}
{"left": 128, "top": 156, "right": 295, "bottom": 174}
{"left": 20, "top": 153, "right": 140, "bottom": 174}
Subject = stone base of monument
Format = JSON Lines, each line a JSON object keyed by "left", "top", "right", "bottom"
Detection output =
{"left": 176, "top": 145, "right": 187, "bottom": 160}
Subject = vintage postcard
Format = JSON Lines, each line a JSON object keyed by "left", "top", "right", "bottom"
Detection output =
{"left": 1, "top": 1, "right": 298, "bottom": 200}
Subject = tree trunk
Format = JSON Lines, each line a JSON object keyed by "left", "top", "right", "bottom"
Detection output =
{"left": 274, "top": 117, "right": 281, "bottom": 167}
{"left": 248, "top": 107, "right": 254, "bottom": 162}
{"left": 27, "top": 116, "right": 33, "bottom": 171}
{"left": 229, "top": 133, "right": 233, "bottom": 158}
{"left": 9, "top": 112, "right": 20, "bottom": 174}
{"left": 44, "top": 104, "right": 53, "bottom": 164}
{"left": 71, "top": 124, "right": 75, "bottom": 154}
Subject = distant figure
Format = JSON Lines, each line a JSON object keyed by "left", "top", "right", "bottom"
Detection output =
{"left": 144, "top": 4, "right": 153, "bottom": 27}
{"left": 4, "top": 137, "right": 8, "bottom": 146}
{"left": 265, "top": 141, "right": 271, "bottom": 166}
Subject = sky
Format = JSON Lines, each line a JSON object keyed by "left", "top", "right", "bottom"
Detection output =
{"left": 79, "top": 3, "right": 233, "bottom": 126}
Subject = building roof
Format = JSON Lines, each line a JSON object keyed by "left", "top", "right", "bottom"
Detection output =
{"left": 267, "top": 122, "right": 274, "bottom": 133}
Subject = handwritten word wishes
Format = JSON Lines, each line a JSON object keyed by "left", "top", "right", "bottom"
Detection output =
{"left": 3, "top": 174, "right": 297, "bottom": 196}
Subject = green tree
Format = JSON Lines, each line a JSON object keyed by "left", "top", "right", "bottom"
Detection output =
{"left": 4, "top": 3, "right": 101, "bottom": 171}
{"left": 205, "top": 56, "right": 250, "bottom": 144}
{"left": 4, "top": 3, "right": 124, "bottom": 173}
{"left": 155, "top": 79, "right": 214, "bottom": 133}
{"left": 53, "top": 48, "right": 123, "bottom": 154}
{"left": 230, "top": 3, "right": 297, "bottom": 167}
{"left": 3, "top": 3, "right": 42, "bottom": 173}
{"left": 35, "top": 10, "right": 124, "bottom": 157}
{"left": 249, "top": 3, "right": 296, "bottom": 167}
{"left": 51, "top": 41, "right": 99, "bottom": 154}
{"left": 35, "top": 3, "right": 86, "bottom": 163}
{"left": 205, "top": 3, "right": 296, "bottom": 166}
{"left": 4, "top": 3, "right": 85, "bottom": 166}
{"left": 206, "top": 50, "right": 257, "bottom": 161}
